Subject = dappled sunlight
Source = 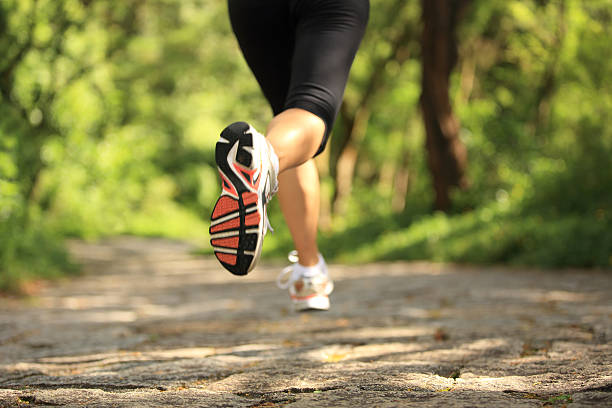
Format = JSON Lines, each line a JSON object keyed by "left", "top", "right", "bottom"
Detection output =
{"left": 487, "top": 288, "right": 593, "bottom": 303}
{"left": 1, "top": 238, "right": 611, "bottom": 406}
{"left": 331, "top": 326, "right": 434, "bottom": 340}
{"left": 60, "top": 310, "right": 138, "bottom": 324}
{"left": 1, "top": 0, "right": 610, "bottom": 403}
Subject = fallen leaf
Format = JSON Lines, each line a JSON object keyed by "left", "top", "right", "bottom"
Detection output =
{"left": 434, "top": 328, "right": 449, "bottom": 341}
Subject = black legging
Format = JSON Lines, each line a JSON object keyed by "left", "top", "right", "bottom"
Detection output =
{"left": 227, "top": 0, "right": 369, "bottom": 156}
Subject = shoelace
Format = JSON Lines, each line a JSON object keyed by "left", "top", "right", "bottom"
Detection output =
{"left": 262, "top": 158, "right": 277, "bottom": 235}
{"left": 264, "top": 204, "right": 274, "bottom": 235}
{"left": 276, "top": 250, "right": 300, "bottom": 289}
{"left": 262, "top": 178, "right": 275, "bottom": 235}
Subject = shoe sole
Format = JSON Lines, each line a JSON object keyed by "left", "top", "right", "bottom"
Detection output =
{"left": 293, "top": 295, "right": 330, "bottom": 312}
{"left": 210, "top": 122, "right": 266, "bottom": 276}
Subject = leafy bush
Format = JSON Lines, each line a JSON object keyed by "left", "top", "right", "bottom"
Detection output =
{"left": 0, "top": 213, "right": 78, "bottom": 293}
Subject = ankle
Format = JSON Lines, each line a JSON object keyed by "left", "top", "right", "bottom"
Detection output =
{"left": 297, "top": 251, "right": 319, "bottom": 267}
{"left": 297, "top": 254, "right": 325, "bottom": 277}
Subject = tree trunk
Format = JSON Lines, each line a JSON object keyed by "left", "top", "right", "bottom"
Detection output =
{"left": 332, "top": 103, "right": 371, "bottom": 215}
{"left": 332, "top": 17, "right": 415, "bottom": 215}
{"left": 420, "top": 0, "right": 470, "bottom": 211}
{"left": 532, "top": 1, "right": 566, "bottom": 141}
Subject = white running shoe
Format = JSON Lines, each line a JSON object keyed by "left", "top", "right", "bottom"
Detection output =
{"left": 209, "top": 122, "right": 278, "bottom": 276}
{"left": 276, "top": 251, "right": 334, "bottom": 312}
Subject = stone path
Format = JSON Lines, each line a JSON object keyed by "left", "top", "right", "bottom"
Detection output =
{"left": 0, "top": 237, "right": 611, "bottom": 407}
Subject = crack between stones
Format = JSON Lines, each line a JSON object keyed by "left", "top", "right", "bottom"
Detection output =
{"left": 2, "top": 383, "right": 159, "bottom": 392}
{"left": 579, "top": 383, "right": 612, "bottom": 393}
{"left": 0, "top": 372, "right": 44, "bottom": 384}
{"left": 235, "top": 385, "right": 344, "bottom": 405}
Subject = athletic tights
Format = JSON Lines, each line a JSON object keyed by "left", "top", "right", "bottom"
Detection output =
{"left": 227, "top": 0, "right": 370, "bottom": 155}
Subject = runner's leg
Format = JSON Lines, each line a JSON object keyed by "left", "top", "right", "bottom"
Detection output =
{"left": 225, "top": 0, "right": 368, "bottom": 268}
{"left": 277, "top": 160, "right": 320, "bottom": 266}
{"left": 270, "top": 0, "right": 369, "bottom": 264}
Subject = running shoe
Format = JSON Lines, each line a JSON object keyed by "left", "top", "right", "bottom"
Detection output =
{"left": 209, "top": 122, "right": 278, "bottom": 275}
{"left": 276, "top": 251, "right": 334, "bottom": 311}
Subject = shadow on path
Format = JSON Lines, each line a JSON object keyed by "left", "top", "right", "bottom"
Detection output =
{"left": 0, "top": 237, "right": 610, "bottom": 407}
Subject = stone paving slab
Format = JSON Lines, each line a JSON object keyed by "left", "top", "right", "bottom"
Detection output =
{"left": 0, "top": 237, "right": 610, "bottom": 407}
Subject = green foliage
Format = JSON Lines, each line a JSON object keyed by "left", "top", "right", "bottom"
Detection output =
{"left": 0, "top": 210, "right": 77, "bottom": 293}
{"left": 1, "top": 0, "right": 610, "bottom": 292}
{"left": 262, "top": 200, "right": 611, "bottom": 269}
{"left": 543, "top": 394, "right": 573, "bottom": 405}
{"left": 264, "top": 0, "right": 612, "bottom": 269}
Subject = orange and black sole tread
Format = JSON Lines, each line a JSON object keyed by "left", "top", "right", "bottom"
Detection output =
{"left": 210, "top": 192, "right": 261, "bottom": 275}
{"left": 210, "top": 122, "right": 261, "bottom": 276}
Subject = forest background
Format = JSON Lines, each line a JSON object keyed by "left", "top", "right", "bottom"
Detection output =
{"left": 1, "top": 0, "right": 610, "bottom": 292}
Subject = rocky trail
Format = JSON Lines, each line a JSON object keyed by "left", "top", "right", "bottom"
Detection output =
{"left": 1, "top": 237, "right": 611, "bottom": 407}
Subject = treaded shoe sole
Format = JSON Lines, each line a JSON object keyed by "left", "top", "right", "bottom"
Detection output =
{"left": 210, "top": 122, "right": 266, "bottom": 276}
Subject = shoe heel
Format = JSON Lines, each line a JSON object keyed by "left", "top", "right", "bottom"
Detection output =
{"left": 215, "top": 122, "right": 253, "bottom": 196}
{"left": 216, "top": 122, "right": 245, "bottom": 166}
{"left": 294, "top": 295, "right": 330, "bottom": 312}
{"left": 218, "top": 122, "right": 253, "bottom": 168}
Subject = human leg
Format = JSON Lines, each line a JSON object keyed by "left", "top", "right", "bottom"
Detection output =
{"left": 270, "top": 0, "right": 370, "bottom": 268}
{"left": 218, "top": 1, "right": 325, "bottom": 273}
{"left": 265, "top": 108, "right": 325, "bottom": 173}
{"left": 228, "top": 0, "right": 370, "bottom": 172}
{"left": 277, "top": 159, "right": 320, "bottom": 266}
{"left": 210, "top": 1, "right": 292, "bottom": 275}
{"left": 212, "top": 0, "right": 369, "bottom": 279}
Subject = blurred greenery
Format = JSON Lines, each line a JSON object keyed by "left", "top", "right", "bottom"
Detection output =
{"left": 1, "top": 0, "right": 610, "bottom": 292}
